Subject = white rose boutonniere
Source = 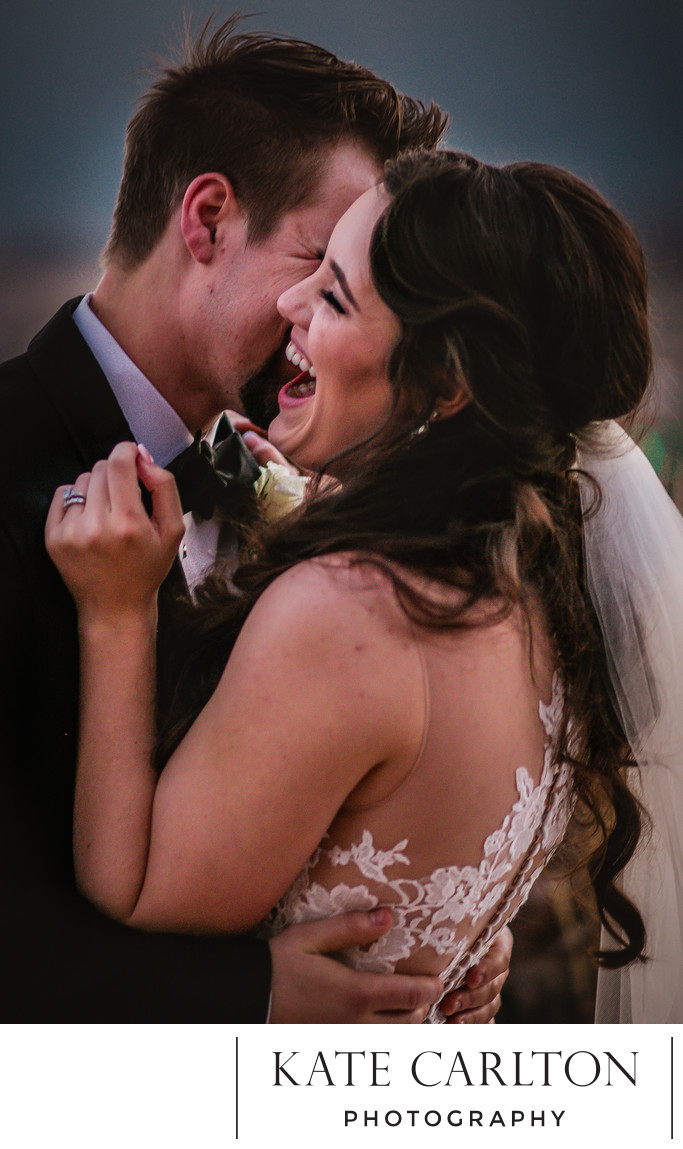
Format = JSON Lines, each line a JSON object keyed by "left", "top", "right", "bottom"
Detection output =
{"left": 254, "top": 461, "right": 310, "bottom": 521}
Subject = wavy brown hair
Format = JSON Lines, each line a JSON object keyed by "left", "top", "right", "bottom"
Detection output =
{"left": 158, "top": 150, "right": 652, "bottom": 968}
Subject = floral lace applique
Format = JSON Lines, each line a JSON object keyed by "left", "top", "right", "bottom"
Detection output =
{"left": 262, "top": 675, "right": 575, "bottom": 1023}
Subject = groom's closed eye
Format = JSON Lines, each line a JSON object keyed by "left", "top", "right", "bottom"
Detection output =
{"left": 296, "top": 249, "right": 325, "bottom": 266}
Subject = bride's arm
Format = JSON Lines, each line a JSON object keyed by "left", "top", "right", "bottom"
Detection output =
{"left": 46, "top": 444, "right": 424, "bottom": 934}
{"left": 75, "top": 607, "right": 158, "bottom": 919}
{"left": 46, "top": 444, "right": 185, "bottom": 919}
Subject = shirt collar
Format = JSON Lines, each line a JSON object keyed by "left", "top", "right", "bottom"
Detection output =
{"left": 72, "top": 294, "right": 194, "bottom": 467}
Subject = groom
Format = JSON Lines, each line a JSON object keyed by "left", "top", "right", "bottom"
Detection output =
{"left": 0, "top": 18, "right": 510, "bottom": 1022}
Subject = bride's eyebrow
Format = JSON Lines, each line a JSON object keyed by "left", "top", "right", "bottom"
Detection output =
{"left": 330, "top": 260, "right": 359, "bottom": 311}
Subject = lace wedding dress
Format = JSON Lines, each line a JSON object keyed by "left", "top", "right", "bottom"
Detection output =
{"left": 263, "top": 654, "right": 575, "bottom": 1024}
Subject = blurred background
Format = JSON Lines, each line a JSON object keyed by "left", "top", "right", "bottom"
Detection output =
{"left": 2, "top": 0, "right": 682, "bottom": 1019}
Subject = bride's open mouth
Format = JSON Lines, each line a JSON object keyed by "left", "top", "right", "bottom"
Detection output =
{"left": 278, "top": 340, "right": 317, "bottom": 409}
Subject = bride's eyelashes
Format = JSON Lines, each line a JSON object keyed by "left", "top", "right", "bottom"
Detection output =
{"left": 320, "top": 288, "right": 347, "bottom": 315}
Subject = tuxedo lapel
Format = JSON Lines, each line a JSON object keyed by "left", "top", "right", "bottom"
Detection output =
{"left": 27, "top": 308, "right": 250, "bottom": 602}
{"left": 26, "top": 298, "right": 135, "bottom": 468}
{"left": 22, "top": 298, "right": 190, "bottom": 607}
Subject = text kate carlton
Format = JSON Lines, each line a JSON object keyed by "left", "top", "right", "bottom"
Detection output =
{"left": 272, "top": 1049, "right": 637, "bottom": 1088}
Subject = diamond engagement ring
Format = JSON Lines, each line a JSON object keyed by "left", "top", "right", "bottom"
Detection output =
{"left": 63, "top": 487, "right": 87, "bottom": 509}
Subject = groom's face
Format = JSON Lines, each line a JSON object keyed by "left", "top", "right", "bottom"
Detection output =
{"left": 191, "top": 141, "right": 382, "bottom": 425}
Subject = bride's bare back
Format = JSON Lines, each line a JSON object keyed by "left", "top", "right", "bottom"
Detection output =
{"left": 261, "top": 558, "right": 574, "bottom": 1020}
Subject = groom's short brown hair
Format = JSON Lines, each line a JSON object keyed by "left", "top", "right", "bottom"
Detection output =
{"left": 104, "top": 15, "right": 448, "bottom": 268}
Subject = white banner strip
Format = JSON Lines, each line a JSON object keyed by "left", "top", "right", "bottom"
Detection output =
{"left": 0, "top": 1024, "right": 679, "bottom": 1148}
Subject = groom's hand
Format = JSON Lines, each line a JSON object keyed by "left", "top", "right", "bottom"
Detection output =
{"left": 440, "top": 926, "right": 513, "bottom": 1024}
{"left": 268, "top": 908, "right": 443, "bottom": 1024}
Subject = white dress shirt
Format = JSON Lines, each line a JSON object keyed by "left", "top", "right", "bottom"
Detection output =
{"left": 73, "top": 294, "right": 233, "bottom": 589}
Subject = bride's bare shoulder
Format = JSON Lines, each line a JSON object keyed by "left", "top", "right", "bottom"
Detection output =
{"left": 250, "top": 552, "right": 414, "bottom": 630}
{"left": 231, "top": 554, "right": 421, "bottom": 675}
{"left": 222, "top": 556, "right": 428, "bottom": 760}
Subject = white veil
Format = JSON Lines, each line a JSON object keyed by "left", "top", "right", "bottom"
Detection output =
{"left": 576, "top": 421, "right": 683, "bottom": 1023}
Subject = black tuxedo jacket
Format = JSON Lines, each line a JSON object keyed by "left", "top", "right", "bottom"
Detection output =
{"left": 0, "top": 300, "right": 271, "bottom": 1020}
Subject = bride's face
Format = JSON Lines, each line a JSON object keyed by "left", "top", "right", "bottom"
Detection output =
{"left": 269, "top": 185, "right": 401, "bottom": 473}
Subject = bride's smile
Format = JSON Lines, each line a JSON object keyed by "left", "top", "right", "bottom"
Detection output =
{"left": 269, "top": 185, "right": 401, "bottom": 473}
{"left": 278, "top": 339, "right": 317, "bottom": 404}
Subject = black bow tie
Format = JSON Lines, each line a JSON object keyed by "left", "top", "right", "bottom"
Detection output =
{"left": 167, "top": 414, "right": 261, "bottom": 521}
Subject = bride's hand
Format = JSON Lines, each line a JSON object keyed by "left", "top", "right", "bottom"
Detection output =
{"left": 225, "top": 410, "right": 299, "bottom": 473}
{"left": 45, "top": 442, "right": 184, "bottom": 626}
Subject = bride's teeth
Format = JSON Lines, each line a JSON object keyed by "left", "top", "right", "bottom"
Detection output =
{"left": 284, "top": 340, "right": 315, "bottom": 379}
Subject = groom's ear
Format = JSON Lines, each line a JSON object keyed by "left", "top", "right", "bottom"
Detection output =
{"left": 180, "top": 174, "right": 244, "bottom": 264}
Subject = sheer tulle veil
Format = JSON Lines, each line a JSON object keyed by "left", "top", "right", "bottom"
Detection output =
{"left": 577, "top": 421, "right": 683, "bottom": 1023}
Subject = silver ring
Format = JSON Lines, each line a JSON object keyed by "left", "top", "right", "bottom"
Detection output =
{"left": 63, "top": 487, "right": 87, "bottom": 509}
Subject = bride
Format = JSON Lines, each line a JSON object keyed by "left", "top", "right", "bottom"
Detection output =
{"left": 47, "top": 149, "right": 658, "bottom": 1022}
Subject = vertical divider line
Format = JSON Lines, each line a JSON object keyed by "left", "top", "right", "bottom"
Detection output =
{"left": 666, "top": 1034, "right": 671, "bottom": 1139}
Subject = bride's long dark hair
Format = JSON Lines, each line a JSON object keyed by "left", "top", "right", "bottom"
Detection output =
{"left": 158, "top": 150, "right": 652, "bottom": 968}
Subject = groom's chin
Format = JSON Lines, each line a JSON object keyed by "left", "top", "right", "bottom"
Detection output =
{"left": 239, "top": 353, "right": 291, "bottom": 429}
